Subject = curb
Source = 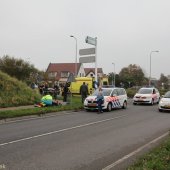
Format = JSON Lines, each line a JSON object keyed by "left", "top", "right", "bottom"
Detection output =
{"left": 0, "top": 106, "right": 85, "bottom": 125}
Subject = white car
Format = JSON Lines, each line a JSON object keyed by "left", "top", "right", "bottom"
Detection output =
{"left": 133, "top": 87, "right": 160, "bottom": 105}
{"left": 84, "top": 87, "right": 128, "bottom": 112}
{"left": 158, "top": 91, "right": 170, "bottom": 112}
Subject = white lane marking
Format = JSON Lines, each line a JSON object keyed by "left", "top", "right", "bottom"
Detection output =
{"left": 102, "top": 132, "right": 169, "bottom": 170}
{"left": 0, "top": 112, "right": 74, "bottom": 125}
{"left": 0, "top": 114, "right": 127, "bottom": 147}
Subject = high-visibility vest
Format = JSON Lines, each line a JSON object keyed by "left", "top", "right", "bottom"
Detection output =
{"left": 41, "top": 95, "right": 53, "bottom": 105}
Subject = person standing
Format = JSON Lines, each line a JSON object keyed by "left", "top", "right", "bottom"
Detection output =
{"left": 38, "top": 83, "right": 45, "bottom": 95}
{"left": 63, "top": 83, "right": 69, "bottom": 102}
{"left": 44, "top": 82, "right": 49, "bottom": 94}
{"left": 80, "top": 82, "right": 88, "bottom": 103}
{"left": 96, "top": 87, "right": 104, "bottom": 113}
{"left": 53, "top": 83, "right": 60, "bottom": 99}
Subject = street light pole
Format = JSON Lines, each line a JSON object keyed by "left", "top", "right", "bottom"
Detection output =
{"left": 112, "top": 63, "right": 115, "bottom": 87}
{"left": 70, "top": 35, "right": 77, "bottom": 77}
{"left": 149, "top": 50, "right": 159, "bottom": 86}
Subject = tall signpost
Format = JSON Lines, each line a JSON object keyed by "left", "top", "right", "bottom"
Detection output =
{"left": 85, "top": 36, "right": 97, "bottom": 82}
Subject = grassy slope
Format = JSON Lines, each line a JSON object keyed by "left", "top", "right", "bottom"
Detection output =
{"left": 0, "top": 71, "right": 41, "bottom": 107}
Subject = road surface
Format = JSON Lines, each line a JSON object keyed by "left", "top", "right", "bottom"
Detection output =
{"left": 0, "top": 101, "right": 170, "bottom": 170}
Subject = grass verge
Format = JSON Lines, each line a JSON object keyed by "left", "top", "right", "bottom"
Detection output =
{"left": 128, "top": 136, "right": 170, "bottom": 170}
{"left": 0, "top": 96, "right": 83, "bottom": 120}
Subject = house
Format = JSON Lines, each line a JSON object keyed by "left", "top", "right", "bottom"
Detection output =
{"left": 46, "top": 63, "right": 85, "bottom": 83}
{"left": 46, "top": 63, "right": 106, "bottom": 84}
{"left": 84, "top": 68, "right": 103, "bottom": 78}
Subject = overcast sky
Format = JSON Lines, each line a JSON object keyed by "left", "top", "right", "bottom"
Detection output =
{"left": 0, "top": 0, "right": 170, "bottom": 79}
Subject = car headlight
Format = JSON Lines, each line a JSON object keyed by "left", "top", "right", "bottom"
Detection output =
{"left": 159, "top": 100, "right": 163, "bottom": 105}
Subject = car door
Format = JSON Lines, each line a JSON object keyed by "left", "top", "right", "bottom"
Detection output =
{"left": 117, "top": 88, "right": 125, "bottom": 106}
{"left": 111, "top": 89, "right": 121, "bottom": 108}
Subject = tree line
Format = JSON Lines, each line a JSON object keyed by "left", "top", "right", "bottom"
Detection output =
{"left": 108, "top": 64, "right": 169, "bottom": 89}
{"left": 0, "top": 55, "right": 45, "bottom": 86}
{"left": 0, "top": 55, "right": 169, "bottom": 90}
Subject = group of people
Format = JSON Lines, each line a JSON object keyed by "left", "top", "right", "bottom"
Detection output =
{"left": 35, "top": 82, "right": 67, "bottom": 107}
{"left": 35, "top": 81, "right": 104, "bottom": 113}
{"left": 38, "top": 82, "right": 49, "bottom": 95}
{"left": 35, "top": 82, "right": 71, "bottom": 107}
{"left": 38, "top": 82, "right": 60, "bottom": 98}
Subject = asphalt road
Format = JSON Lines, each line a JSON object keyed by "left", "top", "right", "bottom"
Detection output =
{"left": 0, "top": 100, "right": 170, "bottom": 170}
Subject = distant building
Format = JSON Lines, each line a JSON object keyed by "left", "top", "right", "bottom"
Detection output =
{"left": 84, "top": 68, "right": 103, "bottom": 78}
{"left": 46, "top": 63, "right": 84, "bottom": 83}
{"left": 46, "top": 63, "right": 105, "bottom": 84}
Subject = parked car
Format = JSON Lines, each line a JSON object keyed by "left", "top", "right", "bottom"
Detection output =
{"left": 133, "top": 87, "right": 160, "bottom": 105}
{"left": 158, "top": 91, "right": 170, "bottom": 112}
{"left": 84, "top": 87, "right": 127, "bottom": 112}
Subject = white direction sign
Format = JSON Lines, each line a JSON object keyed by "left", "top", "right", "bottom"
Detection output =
{"left": 85, "top": 36, "right": 96, "bottom": 46}
{"left": 79, "top": 56, "right": 95, "bottom": 63}
{"left": 79, "top": 48, "right": 95, "bottom": 56}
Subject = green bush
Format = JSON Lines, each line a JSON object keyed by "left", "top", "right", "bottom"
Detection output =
{"left": 126, "top": 88, "right": 138, "bottom": 98}
{"left": 0, "top": 71, "right": 41, "bottom": 107}
{"left": 159, "top": 89, "right": 168, "bottom": 96}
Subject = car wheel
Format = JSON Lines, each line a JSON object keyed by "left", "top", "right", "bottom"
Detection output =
{"left": 133, "top": 102, "right": 137, "bottom": 105}
{"left": 122, "top": 101, "right": 127, "bottom": 109}
{"left": 107, "top": 103, "right": 112, "bottom": 112}
{"left": 159, "top": 108, "right": 163, "bottom": 112}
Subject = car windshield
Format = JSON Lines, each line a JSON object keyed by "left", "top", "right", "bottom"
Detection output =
{"left": 92, "top": 88, "right": 112, "bottom": 96}
{"left": 164, "top": 91, "right": 170, "bottom": 98}
{"left": 138, "top": 88, "right": 153, "bottom": 94}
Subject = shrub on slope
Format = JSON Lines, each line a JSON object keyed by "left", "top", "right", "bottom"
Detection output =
{"left": 0, "top": 71, "right": 41, "bottom": 107}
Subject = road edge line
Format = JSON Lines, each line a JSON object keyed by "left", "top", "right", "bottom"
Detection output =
{"left": 102, "top": 131, "right": 169, "bottom": 170}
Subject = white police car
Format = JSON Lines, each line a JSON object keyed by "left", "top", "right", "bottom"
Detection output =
{"left": 133, "top": 87, "right": 160, "bottom": 105}
{"left": 84, "top": 87, "right": 128, "bottom": 112}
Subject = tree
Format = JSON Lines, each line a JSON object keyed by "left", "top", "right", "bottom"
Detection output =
{"left": 0, "top": 55, "right": 40, "bottom": 84}
{"left": 158, "top": 73, "right": 169, "bottom": 90}
{"left": 119, "top": 64, "right": 145, "bottom": 88}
